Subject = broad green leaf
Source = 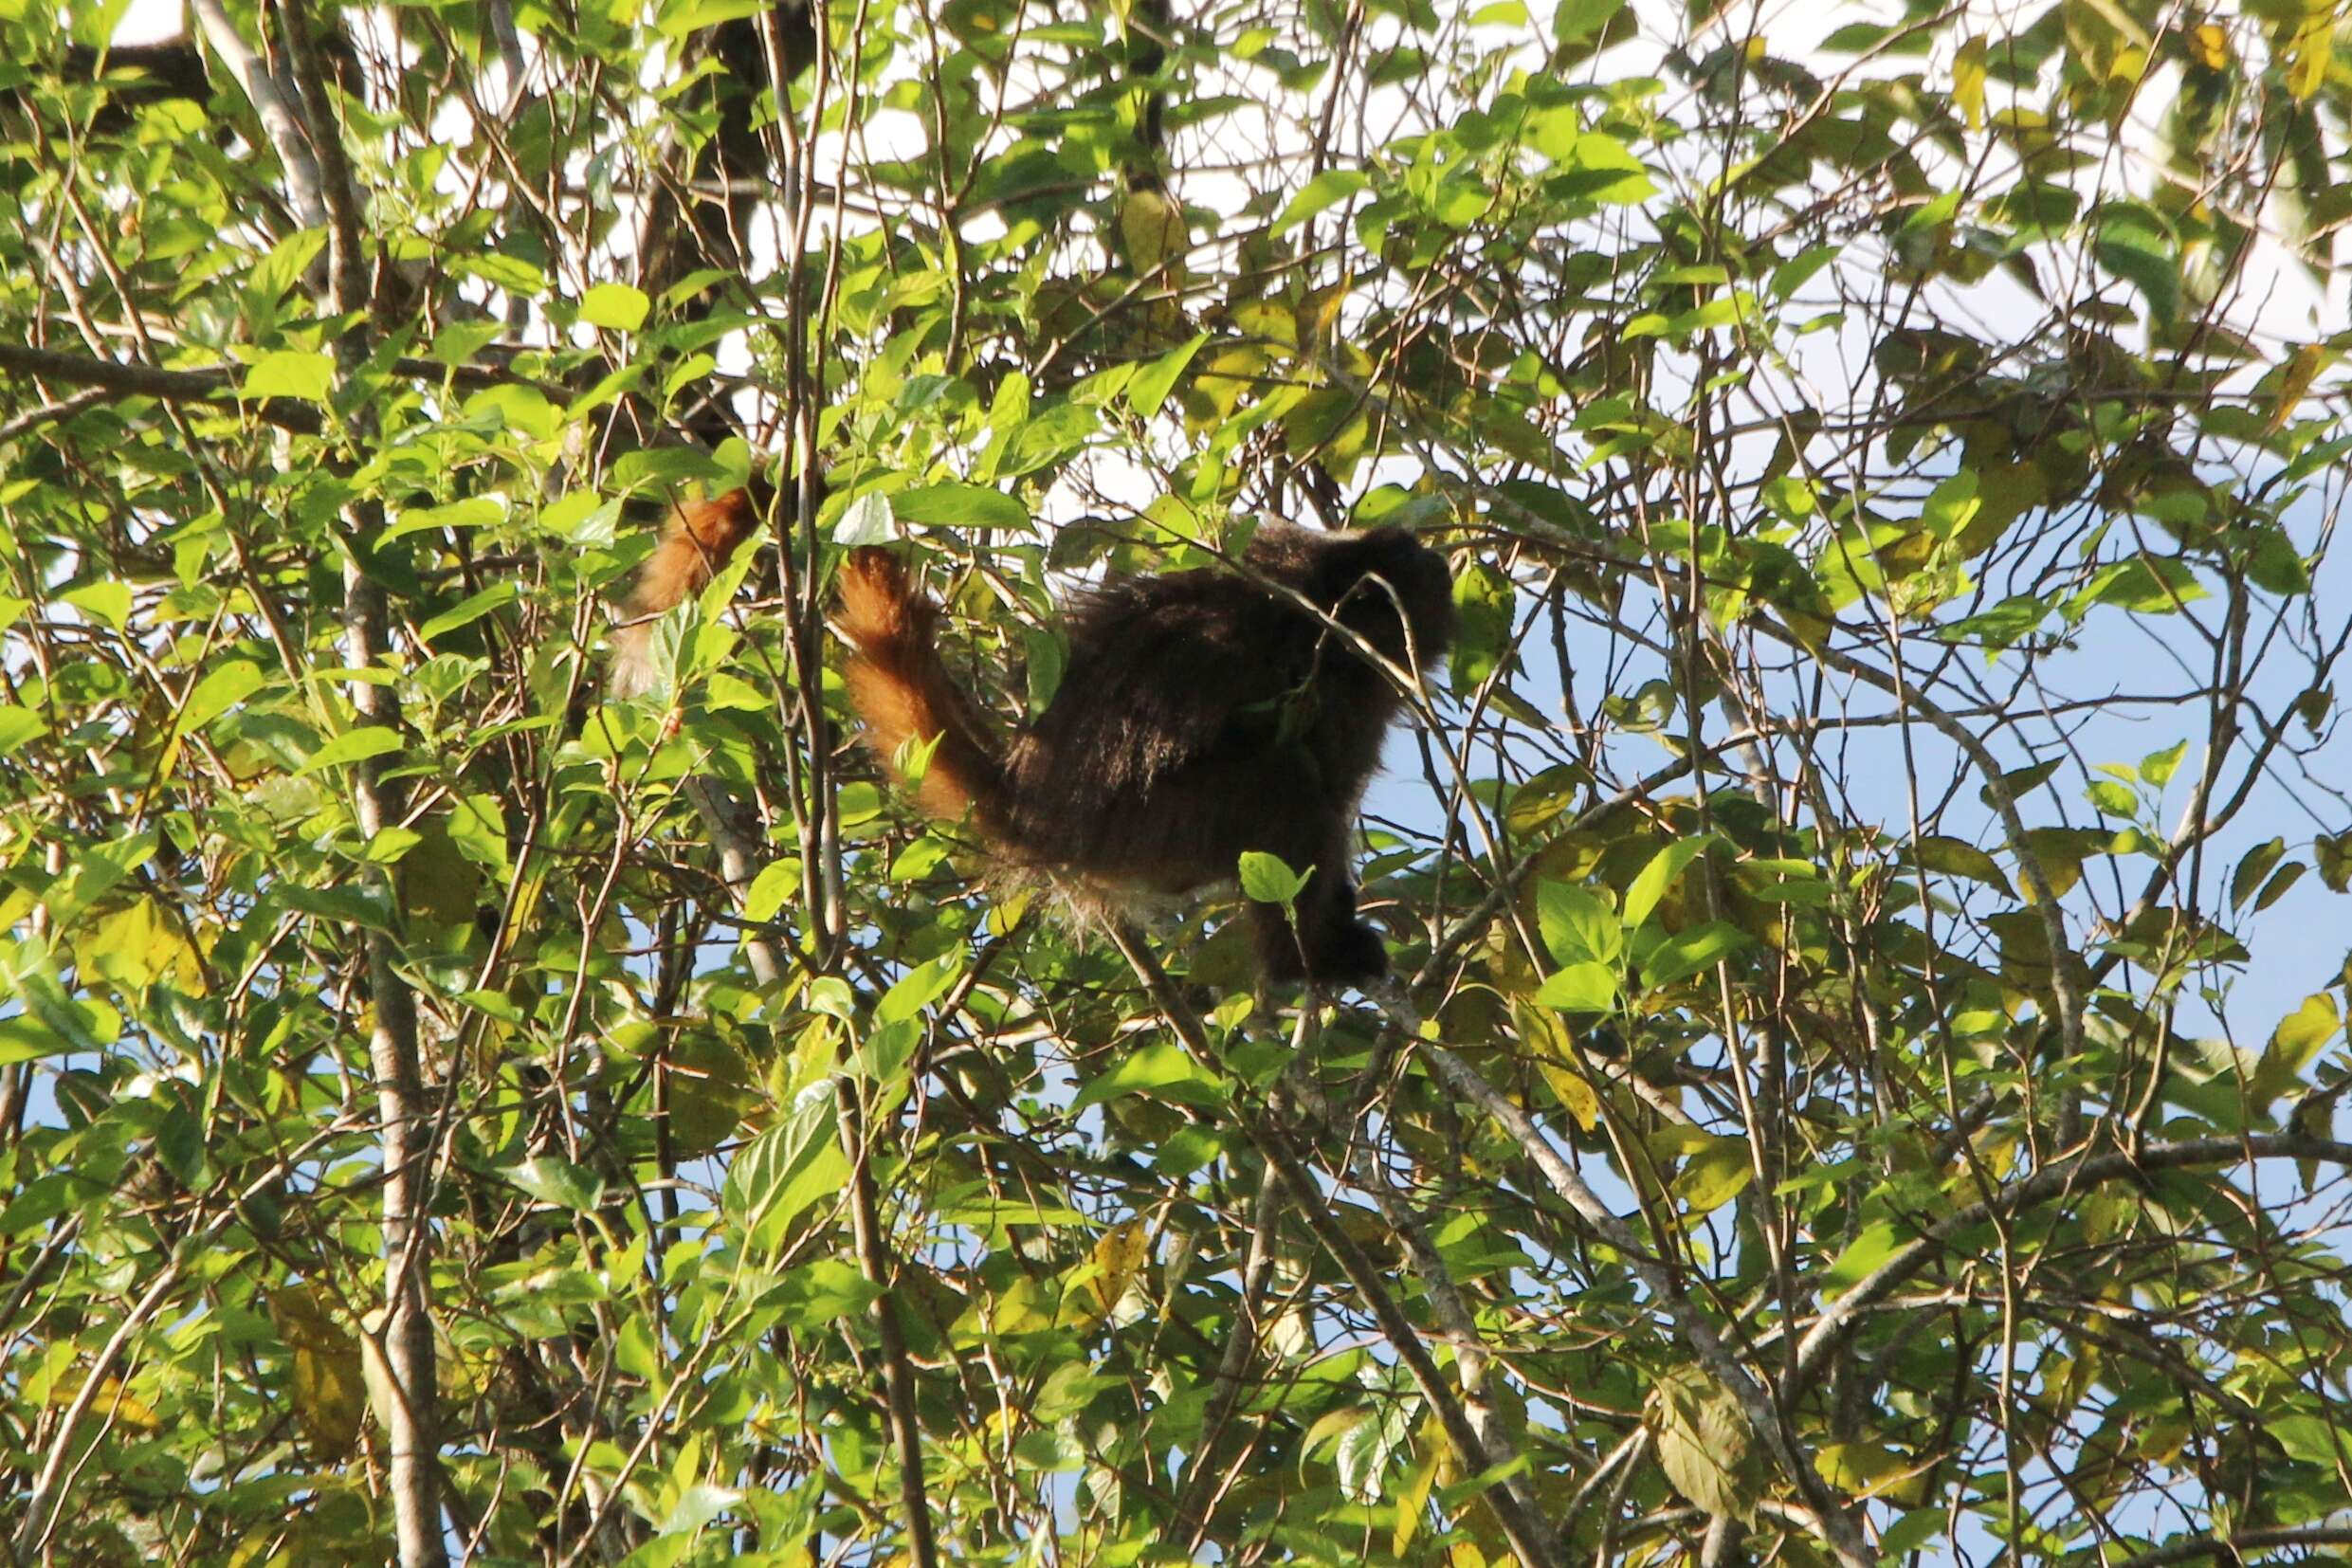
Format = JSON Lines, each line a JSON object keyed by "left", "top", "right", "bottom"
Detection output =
{"left": 1274, "top": 170, "right": 1370, "bottom": 233}
{"left": 1069, "top": 1042, "right": 1221, "bottom": 1114}
{"left": 1913, "top": 835, "right": 2013, "bottom": 894}
{"left": 1823, "top": 1220, "right": 1906, "bottom": 1296}
{"left": 1128, "top": 332, "right": 1210, "bottom": 420}
{"left": 296, "top": 725, "right": 403, "bottom": 776}
{"left": 64, "top": 580, "right": 131, "bottom": 629}
{"left": 508, "top": 1156, "right": 604, "bottom": 1212}
{"left": 1534, "top": 961, "right": 1617, "bottom": 1014}
{"left": 1639, "top": 921, "right": 1752, "bottom": 990}
{"left": 892, "top": 482, "right": 1030, "bottom": 531}
{"left": 1624, "top": 835, "right": 1715, "bottom": 931}
{"left": 1535, "top": 881, "right": 1619, "bottom": 967}
{"left": 1650, "top": 1366, "right": 1759, "bottom": 1523}
{"left": 2139, "top": 739, "right": 2189, "bottom": 787}
{"left": 1675, "top": 1138, "right": 1753, "bottom": 1213}
{"left": 878, "top": 952, "right": 964, "bottom": 1026}
{"left": 578, "top": 282, "right": 649, "bottom": 331}
{"left": 246, "top": 350, "right": 336, "bottom": 402}
{"left": 0, "top": 706, "right": 45, "bottom": 755}
{"left": 1238, "top": 851, "right": 1309, "bottom": 905}
{"left": 417, "top": 580, "right": 520, "bottom": 644}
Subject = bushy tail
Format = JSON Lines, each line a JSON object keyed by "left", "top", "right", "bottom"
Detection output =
{"left": 610, "top": 489, "right": 762, "bottom": 698}
{"left": 836, "top": 548, "right": 1009, "bottom": 830}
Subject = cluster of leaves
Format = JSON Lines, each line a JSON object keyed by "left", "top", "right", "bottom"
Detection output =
{"left": 3, "top": 0, "right": 2352, "bottom": 1564}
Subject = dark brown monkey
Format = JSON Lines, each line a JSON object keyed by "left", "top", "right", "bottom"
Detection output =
{"left": 608, "top": 488, "right": 763, "bottom": 698}
{"left": 836, "top": 527, "right": 1455, "bottom": 984}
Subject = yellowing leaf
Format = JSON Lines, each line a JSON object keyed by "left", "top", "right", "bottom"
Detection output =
{"left": 46, "top": 1370, "right": 162, "bottom": 1432}
{"left": 1067, "top": 1217, "right": 1152, "bottom": 1327}
{"left": 272, "top": 1286, "right": 368, "bottom": 1457}
{"left": 2266, "top": 343, "right": 2327, "bottom": 433}
{"left": 1649, "top": 1365, "right": 1760, "bottom": 1522}
{"left": 1816, "top": 1440, "right": 1909, "bottom": 1498}
{"left": 1954, "top": 35, "right": 1987, "bottom": 130}
{"left": 2287, "top": 9, "right": 2332, "bottom": 100}
{"left": 1675, "top": 1138, "right": 1755, "bottom": 1213}
{"left": 1119, "top": 186, "right": 1188, "bottom": 286}
{"left": 77, "top": 898, "right": 204, "bottom": 994}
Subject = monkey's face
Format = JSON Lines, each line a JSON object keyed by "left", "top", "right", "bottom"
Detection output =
{"left": 1326, "top": 530, "right": 1457, "bottom": 673}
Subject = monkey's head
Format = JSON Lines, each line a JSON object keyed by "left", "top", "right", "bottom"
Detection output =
{"left": 1258, "top": 525, "right": 1457, "bottom": 674}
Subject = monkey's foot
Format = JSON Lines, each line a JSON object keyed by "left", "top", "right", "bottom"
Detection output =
{"left": 1261, "top": 919, "right": 1390, "bottom": 989}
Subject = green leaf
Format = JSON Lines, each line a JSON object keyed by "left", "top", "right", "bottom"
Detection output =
{"left": 417, "top": 580, "right": 520, "bottom": 644}
{"left": 1638, "top": 921, "right": 1752, "bottom": 990}
{"left": 1552, "top": 133, "right": 1654, "bottom": 205}
{"left": 1912, "top": 835, "right": 2013, "bottom": 894}
{"left": 834, "top": 491, "right": 895, "bottom": 546}
{"left": 1128, "top": 332, "right": 1210, "bottom": 420}
{"left": 64, "top": 580, "right": 131, "bottom": 630}
{"left": 1238, "top": 850, "right": 1309, "bottom": 905}
{"left": 296, "top": 725, "right": 404, "bottom": 777}
{"left": 578, "top": 282, "right": 649, "bottom": 331}
{"left": 1534, "top": 961, "right": 1617, "bottom": 1014}
{"left": 2257, "top": 993, "right": 2338, "bottom": 1103}
{"left": 507, "top": 1156, "right": 604, "bottom": 1212}
{"left": 1553, "top": 0, "right": 1628, "bottom": 44}
{"left": 1920, "top": 470, "right": 1979, "bottom": 541}
{"left": 1624, "top": 835, "right": 1714, "bottom": 931}
{"left": 1449, "top": 559, "right": 1516, "bottom": 696}
{"left": 1535, "top": 881, "right": 1619, "bottom": 967}
{"left": 246, "top": 350, "right": 337, "bottom": 403}
{"left": 1274, "top": 170, "right": 1370, "bottom": 233}
{"left": 447, "top": 793, "right": 509, "bottom": 880}
{"left": 1650, "top": 1366, "right": 1759, "bottom": 1523}
{"left": 2252, "top": 861, "right": 2306, "bottom": 913}
{"left": 724, "top": 1082, "right": 848, "bottom": 1240}
{"left": 170, "top": 662, "right": 264, "bottom": 745}
{"left": 2230, "top": 837, "right": 2287, "bottom": 910}
{"left": 2138, "top": 739, "right": 2188, "bottom": 787}
{"left": 0, "top": 706, "right": 46, "bottom": 755}
{"left": 877, "top": 953, "right": 963, "bottom": 1026}
{"left": 2093, "top": 203, "right": 2179, "bottom": 320}
{"left": 2063, "top": 557, "right": 2206, "bottom": 622}
{"left": 892, "top": 482, "right": 1030, "bottom": 531}
{"left": 1675, "top": 1138, "right": 1753, "bottom": 1212}
{"left": 2084, "top": 779, "right": 2138, "bottom": 817}
{"left": 1822, "top": 1220, "right": 1905, "bottom": 1295}
{"left": 382, "top": 496, "right": 506, "bottom": 544}
{"left": 1069, "top": 1042, "right": 1222, "bottom": 1114}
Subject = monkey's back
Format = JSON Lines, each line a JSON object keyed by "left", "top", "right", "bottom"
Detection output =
{"left": 999, "top": 551, "right": 1408, "bottom": 894}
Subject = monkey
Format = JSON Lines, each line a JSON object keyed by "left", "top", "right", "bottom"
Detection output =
{"left": 607, "top": 487, "right": 764, "bottom": 699}
{"left": 835, "top": 526, "right": 1456, "bottom": 985}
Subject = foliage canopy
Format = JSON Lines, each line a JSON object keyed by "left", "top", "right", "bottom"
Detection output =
{"left": 5, "top": 0, "right": 2352, "bottom": 1563}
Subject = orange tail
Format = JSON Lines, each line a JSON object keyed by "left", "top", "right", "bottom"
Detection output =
{"left": 836, "top": 548, "right": 1007, "bottom": 830}
{"left": 610, "top": 489, "right": 761, "bottom": 697}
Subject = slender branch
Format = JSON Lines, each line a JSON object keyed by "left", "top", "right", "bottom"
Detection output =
{"left": 1414, "top": 1039, "right": 1875, "bottom": 1568}
{"left": 1788, "top": 1133, "right": 2352, "bottom": 1398}
{"left": 682, "top": 759, "right": 939, "bottom": 1568}
{"left": 1102, "top": 922, "right": 1560, "bottom": 1568}
{"left": 9, "top": 1126, "right": 356, "bottom": 1559}
{"left": 2105, "top": 1525, "right": 2352, "bottom": 1568}
{"left": 186, "top": 0, "right": 327, "bottom": 228}
{"left": 265, "top": 8, "right": 448, "bottom": 1553}
{"left": 1753, "top": 615, "right": 2085, "bottom": 1067}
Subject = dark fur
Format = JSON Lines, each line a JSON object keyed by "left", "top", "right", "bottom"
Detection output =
{"left": 838, "top": 526, "right": 1455, "bottom": 984}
